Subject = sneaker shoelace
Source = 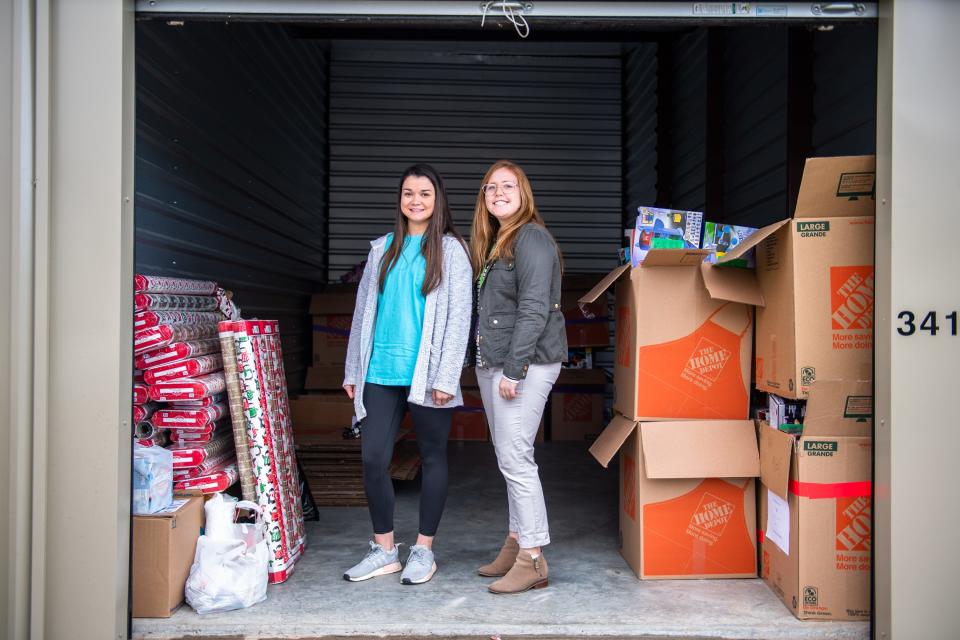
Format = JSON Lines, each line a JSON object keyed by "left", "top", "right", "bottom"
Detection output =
{"left": 409, "top": 546, "right": 429, "bottom": 566}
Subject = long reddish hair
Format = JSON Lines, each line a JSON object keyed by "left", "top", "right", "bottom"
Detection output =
{"left": 469, "top": 160, "right": 556, "bottom": 276}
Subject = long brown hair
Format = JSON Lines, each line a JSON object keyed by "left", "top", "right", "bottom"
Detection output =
{"left": 469, "top": 160, "right": 557, "bottom": 276}
{"left": 378, "top": 163, "right": 463, "bottom": 296}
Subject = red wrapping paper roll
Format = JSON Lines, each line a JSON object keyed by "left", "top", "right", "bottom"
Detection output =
{"left": 134, "top": 324, "right": 219, "bottom": 356}
{"left": 169, "top": 393, "right": 224, "bottom": 408}
{"left": 134, "top": 310, "right": 222, "bottom": 331}
{"left": 173, "top": 451, "right": 236, "bottom": 480}
{"left": 133, "top": 382, "right": 150, "bottom": 405}
{"left": 135, "top": 339, "right": 220, "bottom": 369}
{"left": 134, "top": 293, "right": 219, "bottom": 312}
{"left": 133, "top": 402, "right": 158, "bottom": 424}
{"left": 170, "top": 431, "right": 233, "bottom": 469}
{"left": 135, "top": 274, "right": 217, "bottom": 295}
{"left": 169, "top": 421, "right": 227, "bottom": 445}
{"left": 143, "top": 354, "right": 223, "bottom": 385}
{"left": 149, "top": 372, "right": 226, "bottom": 402}
{"left": 173, "top": 463, "right": 239, "bottom": 494}
{"left": 152, "top": 403, "right": 227, "bottom": 430}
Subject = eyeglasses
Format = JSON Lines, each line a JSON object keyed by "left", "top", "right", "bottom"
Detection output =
{"left": 481, "top": 182, "right": 518, "bottom": 196}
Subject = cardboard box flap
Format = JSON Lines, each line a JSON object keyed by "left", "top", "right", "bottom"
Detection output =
{"left": 642, "top": 248, "right": 711, "bottom": 267}
{"left": 578, "top": 264, "right": 629, "bottom": 304}
{"left": 700, "top": 263, "right": 764, "bottom": 307}
{"left": 716, "top": 219, "right": 789, "bottom": 263}
{"left": 759, "top": 424, "right": 794, "bottom": 501}
{"left": 588, "top": 414, "right": 639, "bottom": 468}
{"left": 639, "top": 420, "right": 760, "bottom": 479}
{"left": 794, "top": 155, "right": 876, "bottom": 219}
{"left": 802, "top": 379, "right": 873, "bottom": 438}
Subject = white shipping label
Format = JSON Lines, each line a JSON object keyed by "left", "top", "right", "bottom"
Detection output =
{"left": 766, "top": 489, "right": 790, "bottom": 555}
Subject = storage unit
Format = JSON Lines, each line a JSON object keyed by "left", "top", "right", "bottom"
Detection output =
{"left": 28, "top": 2, "right": 960, "bottom": 640}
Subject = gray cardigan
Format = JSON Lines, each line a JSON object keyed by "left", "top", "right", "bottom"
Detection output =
{"left": 343, "top": 233, "right": 473, "bottom": 421}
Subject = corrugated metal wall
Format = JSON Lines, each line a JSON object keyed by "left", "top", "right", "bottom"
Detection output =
{"left": 722, "top": 26, "right": 790, "bottom": 227}
{"left": 666, "top": 28, "right": 709, "bottom": 213}
{"left": 623, "top": 43, "right": 659, "bottom": 222}
{"left": 812, "top": 24, "right": 878, "bottom": 156}
{"left": 326, "top": 40, "right": 623, "bottom": 279}
{"left": 135, "top": 22, "right": 329, "bottom": 390}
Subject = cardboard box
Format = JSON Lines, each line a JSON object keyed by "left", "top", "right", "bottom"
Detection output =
{"left": 305, "top": 365, "right": 345, "bottom": 391}
{"left": 131, "top": 496, "right": 204, "bottom": 618}
{"left": 758, "top": 380, "right": 872, "bottom": 621}
{"left": 309, "top": 284, "right": 358, "bottom": 365}
{"left": 552, "top": 367, "right": 606, "bottom": 442}
{"left": 581, "top": 250, "right": 761, "bottom": 421}
{"left": 590, "top": 418, "right": 760, "bottom": 579}
{"left": 562, "top": 274, "right": 610, "bottom": 348}
{"left": 289, "top": 393, "right": 355, "bottom": 436}
{"left": 728, "top": 156, "right": 875, "bottom": 399}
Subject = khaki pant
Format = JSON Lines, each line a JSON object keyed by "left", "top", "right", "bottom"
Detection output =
{"left": 477, "top": 363, "right": 561, "bottom": 548}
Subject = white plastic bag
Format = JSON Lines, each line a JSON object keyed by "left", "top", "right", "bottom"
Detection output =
{"left": 184, "top": 500, "right": 268, "bottom": 614}
{"left": 132, "top": 443, "right": 173, "bottom": 514}
{"left": 203, "top": 492, "right": 238, "bottom": 542}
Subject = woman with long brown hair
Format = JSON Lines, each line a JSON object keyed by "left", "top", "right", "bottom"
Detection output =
{"left": 470, "top": 160, "right": 567, "bottom": 593}
{"left": 342, "top": 163, "right": 472, "bottom": 585}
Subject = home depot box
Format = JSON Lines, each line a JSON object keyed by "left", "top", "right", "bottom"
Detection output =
{"left": 551, "top": 367, "right": 606, "bottom": 442}
{"left": 759, "top": 380, "right": 872, "bottom": 620}
{"left": 590, "top": 418, "right": 760, "bottom": 579}
{"left": 727, "top": 156, "right": 875, "bottom": 399}
{"left": 308, "top": 284, "right": 357, "bottom": 365}
{"left": 289, "top": 393, "right": 355, "bottom": 436}
{"left": 562, "top": 273, "right": 610, "bottom": 348}
{"left": 402, "top": 368, "right": 489, "bottom": 441}
{"left": 580, "top": 249, "right": 762, "bottom": 420}
{"left": 131, "top": 496, "right": 204, "bottom": 618}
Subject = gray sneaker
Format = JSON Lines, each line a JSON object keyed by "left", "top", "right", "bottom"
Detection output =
{"left": 343, "top": 541, "right": 403, "bottom": 582}
{"left": 400, "top": 545, "right": 437, "bottom": 585}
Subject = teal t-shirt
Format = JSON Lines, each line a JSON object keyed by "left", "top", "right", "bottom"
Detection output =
{"left": 366, "top": 233, "right": 427, "bottom": 386}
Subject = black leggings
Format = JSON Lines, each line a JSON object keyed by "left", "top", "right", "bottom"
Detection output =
{"left": 361, "top": 383, "right": 453, "bottom": 537}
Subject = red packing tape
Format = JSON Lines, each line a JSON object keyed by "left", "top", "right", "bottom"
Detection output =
{"left": 789, "top": 480, "right": 872, "bottom": 499}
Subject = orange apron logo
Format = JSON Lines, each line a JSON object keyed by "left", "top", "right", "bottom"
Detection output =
{"left": 643, "top": 478, "right": 754, "bottom": 576}
{"left": 562, "top": 393, "right": 592, "bottom": 422}
{"left": 637, "top": 304, "right": 750, "bottom": 419}
{"left": 622, "top": 453, "right": 638, "bottom": 522}
{"left": 831, "top": 266, "right": 874, "bottom": 330}
{"left": 836, "top": 496, "right": 871, "bottom": 552}
{"left": 616, "top": 305, "right": 632, "bottom": 367}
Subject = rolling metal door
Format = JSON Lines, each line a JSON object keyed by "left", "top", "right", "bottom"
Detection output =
{"left": 326, "top": 40, "right": 623, "bottom": 279}
{"left": 666, "top": 28, "right": 708, "bottom": 213}
{"left": 135, "top": 22, "right": 329, "bottom": 389}
{"left": 623, "top": 43, "right": 659, "bottom": 220}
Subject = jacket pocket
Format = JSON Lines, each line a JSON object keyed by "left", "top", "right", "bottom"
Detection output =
{"left": 487, "top": 314, "right": 515, "bottom": 329}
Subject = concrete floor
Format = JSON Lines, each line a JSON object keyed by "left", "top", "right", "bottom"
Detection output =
{"left": 133, "top": 442, "right": 869, "bottom": 639}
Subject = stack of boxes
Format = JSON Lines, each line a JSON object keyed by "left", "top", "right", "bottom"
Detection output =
{"left": 580, "top": 155, "right": 875, "bottom": 621}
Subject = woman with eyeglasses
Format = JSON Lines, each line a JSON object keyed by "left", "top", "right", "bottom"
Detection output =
{"left": 342, "top": 163, "right": 472, "bottom": 585}
{"left": 469, "top": 160, "right": 567, "bottom": 594}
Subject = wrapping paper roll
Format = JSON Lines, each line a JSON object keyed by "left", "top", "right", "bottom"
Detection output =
{"left": 232, "top": 320, "right": 304, "bottom": 583}
{"left": 134, "top": 293, "right": 219, "bottom": 312}
{"left": 136, "top": 429, "right": 170, "bottom": 448}
{"left": 135, "top": 339, "right": 220, "bottom": 369}
{"left": 133, "top": 382, "right": 150, "bottom": 406}
{"left": 218, "top": 321, "right": 257, "bottom": 502}
{"left": 173, "top": 452, "right": 236, "bottom": 480}
{"left": 149, "top": 372, "right": 226, "bottom": 402}
{"left": 143, "top": 354, "right": 223, "bottom": 385}
{"left": 169, "top": 431, "right": 234, "bottom": 469}
{"left": 173, "top": 462, "right": 239, "bottom": 494}
{"left": 135, "top": 274, "right": 217, "bottom": 295}
{"left": 133, "top": 402, "right": 158, "bottom": 425}
{"left": 216, "top": 287, "right": 242, "bottom": 321}
{"left": 169, "top": 420, "right": 228, "bottom": 445}
{"left": 152, "top": 402, "right": 227, "bottom": 430}
{"left": 135, "top": 310, "right": 223, "bottom": 331}
{"left": 134, "top": 324, "right": 219, "bottom": 356}
{"left": 169, "top": 392, "right": 224, "bottom": 408}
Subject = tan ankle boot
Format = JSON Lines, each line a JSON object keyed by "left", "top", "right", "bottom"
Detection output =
{"left": 488, "top": 550, "right": 548, "bottom": 594}
{"left": 477, "top": 536, "right": 520, "bottom": 577}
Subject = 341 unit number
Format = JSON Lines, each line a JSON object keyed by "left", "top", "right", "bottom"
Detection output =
{"left": 896, "top": 311, "right": 958, "bottom": 336}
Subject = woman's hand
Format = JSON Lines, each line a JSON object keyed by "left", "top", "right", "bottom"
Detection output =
{"left": 343, "top": 384, "right": 355, "bottom": 400}
{"left": 432, "top": 389, "right": 453, "bottom": 406}
{"left": 499, "top": 376, "right": 519, "bottom": 400}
